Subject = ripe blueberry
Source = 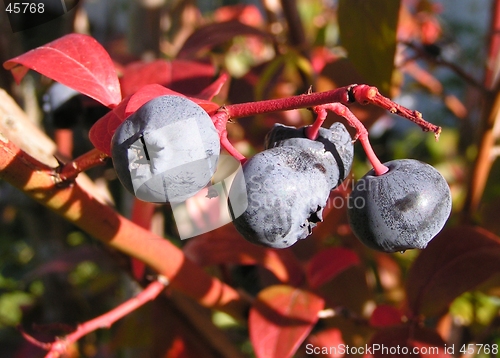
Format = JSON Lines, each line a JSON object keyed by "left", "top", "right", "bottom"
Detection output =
{"left": 265, "top": 122, "right": 354, "bottom": 188}
{"left": 347, "top": 159, "right": 452, "bottom": 253}
{"left": 111, "top": 95, "right": 220, "bottom": 203}
{"left": 230, "top": 145, "right": 333, "bottom": 248}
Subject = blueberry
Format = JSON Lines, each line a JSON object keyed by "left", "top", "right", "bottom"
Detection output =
{"left": 230, "top": 145, "right": 334, "bottom": 248}
{"left": 347, "top": 159, "right": 452, "bottom": 253}
{"left": 265, "top": 122, "right": 354, "bottom": 186}
{"left": 268, "top": 137, "right": 341, "bottom": 190}
{"left": 111, "top": 95, "right": 220, "bottom": 203}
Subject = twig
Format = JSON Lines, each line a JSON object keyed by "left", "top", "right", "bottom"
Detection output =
{"left": 222, "top": 85, "right": 440, "bottom": 136}
{"left": 20, "top": 278, "right": 169, "bottom": 357}
{"left": 350, "top": 84, "right": 441, "bottom": 139}
{"left": 56, "top": 148, "right": 109, "bottom": 184}
{"left": 402, "top": 41, "right": 487, "bottom": 92}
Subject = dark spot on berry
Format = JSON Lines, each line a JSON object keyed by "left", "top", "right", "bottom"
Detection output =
{"left": 394, "top": 192, "right": 419, "bottom": 212}
{"left": 313, "top": 163, "right": 326, "bottom": 173}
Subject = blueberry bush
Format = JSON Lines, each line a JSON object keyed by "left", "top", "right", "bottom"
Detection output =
{"left": 1, "top": 1, "right": 500, "bottom": 357}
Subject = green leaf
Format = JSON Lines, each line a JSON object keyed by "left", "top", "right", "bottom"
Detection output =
{"left": 0, "top": 291, "right": 33, "bottom": 327}
{"left": 337, "top": 0, "right": 401, "bottom": 95}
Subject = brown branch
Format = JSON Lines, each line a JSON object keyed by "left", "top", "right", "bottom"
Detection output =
{"left": 461, "top": 0, "right": 500, "bottom": 223}
{"left": 0, "top": 136, "right": 250, "bottom": 322}
{"left": 461, "top": 90, "right": 500, "bottom": 222}
{"left": 56, "top": 148, "right": 109, "bottom": 184}
{"left": 401, "top": 41, "right": 487, "bottom": 92}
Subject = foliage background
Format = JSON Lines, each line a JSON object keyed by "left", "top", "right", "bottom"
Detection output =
{"left": 1, "top": 0, "right": 500, "bottom": 357}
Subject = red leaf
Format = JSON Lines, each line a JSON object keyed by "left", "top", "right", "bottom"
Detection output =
{"left": 120, "top": 59, "right": 172, "bottom": 97}
{"left": 169, "top": 60, "right": 218, "bottom": 95}
{"left": 249, "top": 285, "right": 324, "bottom": 358}
{"left": 88, "top": 84, "right": 220, "bottom": 155}
{"left": 178, "top": 20, "right": 273, "bottom": 58}
{"left": 183, "top": 227, "right": 304, "bottom": 285}
{"left": 194, "top": 72, "right": 230, "bottom": 101}
{"left": 3, "top": 34, "right": 121, "bottom": 108}
{"left": 306, "top": 247, "right": 360, "bottom": 289}
{"left": 369, "top": 305, "right": 403, "bottom": 327}
{"left": 214, "top": 4, "right": 264, "bottom": 27}
{"left": 307, "top": 328, "right": 344, "bottom": 358}
{"left": 406, "top": 225, "right": 500, "bottom": 317}
{"left": 123, "top": 84, "right": 220, "bottom": 116}
{"left": 364, "top": 325, "right": 450, "bottom": 358}
{"left": 119, "top": 59, "right": 219, "bottom": 98}
{"left": 88, "top": 95, "right": 131, "bottom": 155}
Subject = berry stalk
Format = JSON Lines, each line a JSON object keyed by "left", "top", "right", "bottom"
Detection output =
{"left": 313, "top": 104, "right": 389, "bottom": 176}
{"left": 214, "top": 85, "right": 440, "bottom": 168}
{"left": 221, "top": 86, "right": 351, "bottom": 118}
{"left": 351, "top": 85, "right": 441, "bottom": 139}
{"left": 221, "top": 85, "right": 440, "bottom": 139}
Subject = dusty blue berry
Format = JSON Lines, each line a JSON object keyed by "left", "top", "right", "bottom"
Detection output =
{"left": 111, "top": 95, "right": 220, "bottom": 203}
{"left": 347, "top": 159, "right": 452, "bottom": 253}
{"left": 265, "top": 122, "right": 354, "bottom": 187}
{"left": 230, "top": 145, "right": 333, "bottom": 248}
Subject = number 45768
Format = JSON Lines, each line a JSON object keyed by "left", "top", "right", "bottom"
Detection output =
{"left": 460, "top": 344, "right": 498, "bottom": 355}
{"left": 5, "top": 2, "right": 45, "bottom": 14}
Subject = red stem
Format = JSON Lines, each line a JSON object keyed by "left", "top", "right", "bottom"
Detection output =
{"left": 351, "top": 85, "right": 441, "bottom": 139}
{"left": 56, "top": 85, "right": 437, "bottom": 182}
{"left": 485, "top": 0, "right": 500, "bottom": 89}
{"left": 211, "top": 111, "right": 247, "bottom": 164}
{"left": 215, "top": 85, "right": 438, "bottom": 170}
{"left": 130, "top": 199, "right": 156, "bottom": 280}
{"left": 313, "top": 104, "right": 389, "bottom": 176}
{"left": 221, "top": 86, "right": 351, "bottom": 118}
{"left": 57, "top": 148, "right": 108, "bottom": 183}
{"left": 42, "top": 278, "right": 168, "bottom": 357}
{"left": 221, "top": 84, "right": 440, "bottom": 137}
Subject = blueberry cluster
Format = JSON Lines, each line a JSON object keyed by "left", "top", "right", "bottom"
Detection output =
{"left": 229, "top": 123, "right": 354, "bottom": 248}
{"left": 231, "top": 123, "right": 452, "bottom": 252}
{"left": 110, "top": 95, "right": 452, "bottom": 252}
